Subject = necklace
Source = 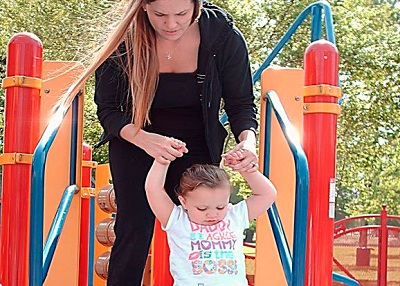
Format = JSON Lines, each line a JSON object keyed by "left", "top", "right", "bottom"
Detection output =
{"left": 159, "top": 35, "right": 185, "bottom": 60}
{"left": 164, "top": 39, "right": 183, "bottom": 60}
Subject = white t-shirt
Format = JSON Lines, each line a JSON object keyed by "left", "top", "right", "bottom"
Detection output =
{"left": 163, "top": 200, "right": 250, "bottom": 286}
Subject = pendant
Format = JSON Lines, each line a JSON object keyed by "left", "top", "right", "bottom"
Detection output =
{"left": 166, "top": 54, "right": 172, "bottom": 60}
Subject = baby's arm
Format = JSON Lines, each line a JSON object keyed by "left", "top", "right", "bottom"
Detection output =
{"left": 241, "top": 170, "right": 277, "bottom": 221}
{"left": 145, "top": 160, "right": 175, "bottom": 228}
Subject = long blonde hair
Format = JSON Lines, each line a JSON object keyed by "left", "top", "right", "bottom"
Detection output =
{"left": 60, "top": 0, "right": 202, "bottom": 132}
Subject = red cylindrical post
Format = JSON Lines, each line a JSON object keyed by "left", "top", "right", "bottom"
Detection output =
{"left": 377, "top": 205, "right": 388, "bottom": 286}
{"left": 152, "top": 220, "right": 173, "bottom": 285}
{"left": 303, "top": 39, "right": 339, "bottom": 286}
{"left": 0, "top": 33, "right": 42, "bottom": 286}
{"left": 79, "top": 143, "right": 92, "bottom": 286}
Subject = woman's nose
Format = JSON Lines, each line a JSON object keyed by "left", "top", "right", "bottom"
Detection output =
{"left": 164, "top": 16, "right": 177, "bottom": 29}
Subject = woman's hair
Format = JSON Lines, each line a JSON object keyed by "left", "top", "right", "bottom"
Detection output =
{"left": 60, "top": 0, "right": 202, "bottom": 131}
{"left": 177, "top": 164, "right": 232, "bottom": 196}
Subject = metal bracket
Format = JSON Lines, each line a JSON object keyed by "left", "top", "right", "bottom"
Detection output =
{"left": 1, "top": 76, "right": 43, "bottom": 90}
{"left": 0, "top": 153, "right": 33, "bottom": 165}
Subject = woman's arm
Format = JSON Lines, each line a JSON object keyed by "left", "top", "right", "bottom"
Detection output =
{"left": 94, "top": 54, "right": 131, "bottom": 140}
{"left": 95, "top": 54, "right": 188, "bottom": 164}
{"left": 145, "top": 161, "right": 175, "bottom": 228}
{"left": 220, "top": 27, "right": 258, "bottom": 140}
{"left": 218, "top": 27, "right": 259, "bottom": 171}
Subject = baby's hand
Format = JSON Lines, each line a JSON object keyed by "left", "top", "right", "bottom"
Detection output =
{"left": 222, "top": 150, "right": 243, "bottom": 165}
{"left": 221, "top": 155, "right": 239, "bottom": 168}
{"left": 171, "top": 138, "right": 188, "bottom": 154}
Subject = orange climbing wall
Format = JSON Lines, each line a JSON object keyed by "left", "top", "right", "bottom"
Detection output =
{"left": 255, "top": 67, "right": 304, "bottom": 286}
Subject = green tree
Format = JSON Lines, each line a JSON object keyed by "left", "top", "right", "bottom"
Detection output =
{"left": 0, "top": 0, "right": 118, "bottom": 162}
{"left": 333, "top": 0, "right": 400, "bottom": 216}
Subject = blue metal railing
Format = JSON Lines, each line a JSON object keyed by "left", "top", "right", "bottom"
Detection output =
{"left": 252, "top": 0, "right": 336, "bottom": 83}
{"left": 29, "top": 94, "right": 81, "bottom": 285}
{"left": 247, "top": 1, "right": 357, "bottom": 285}
{"left": 42, "top": 185, "right": 78, "bottom": 280}
{"left": 264, "top": 91, "right": 309, "bottom": 286}
{"left": 261, "top": 89, "right": 359, "bottom": 285}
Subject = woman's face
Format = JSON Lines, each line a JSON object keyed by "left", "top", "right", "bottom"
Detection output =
{"left": 144, "top": 0, "right": 195, "bottom": 41}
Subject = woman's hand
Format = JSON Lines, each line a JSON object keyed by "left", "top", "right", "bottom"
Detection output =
{"left": 120, "top": 125, "right": 188, "bottom": 165}
{"left": 222, "top": 140, "right": 258, "bottom": 173}
{"left": 141, "top": 133, "right": 188, "bottom": 165}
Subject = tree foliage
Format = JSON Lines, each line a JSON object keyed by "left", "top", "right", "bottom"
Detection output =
{"left": 0, "top": 0, "right": 399, "bottom": 216}
{"left": 0, "top": 0, "right": 120, "bottom": 162}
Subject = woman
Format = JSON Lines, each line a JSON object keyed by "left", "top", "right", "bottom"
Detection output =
{"left": 71, "top": 0, "right": 258, "bottom": 284}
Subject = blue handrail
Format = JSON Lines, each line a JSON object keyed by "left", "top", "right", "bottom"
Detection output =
{"left": 266, "top": 204, "right": 293, "bottom": 284}
{"left": 333, "top": 273, "right": 360, "bottom": 286}
{"left": 29, "top": 93, "right": 81, "bottom": 285}
{"left": 42, "top": 185, "right": 78, "bottom": 281}
{"left": 252, "top": 0, "right": 336, "bottom": 83}
{"left": 265, "top": 90, "right": 310, "bottom": 286}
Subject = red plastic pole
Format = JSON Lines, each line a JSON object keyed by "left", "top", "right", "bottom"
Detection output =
{"left": 377, "top": 205, "right": 388, "bottom": 286}
{"left": 303, "top": 39, "right": 339, "bottom": 286}
{"left": 78, "top": 143, "right": 92, "bottom": 286}
{"left": 152, "top": 219, "right": 173, "bottom": 285}
{"left": 0, "top": 33, "right": 42, "bottom": 286}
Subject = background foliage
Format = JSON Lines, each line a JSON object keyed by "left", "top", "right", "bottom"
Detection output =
{"left": 0, "top": 0, "right": 399, "bottom": 218}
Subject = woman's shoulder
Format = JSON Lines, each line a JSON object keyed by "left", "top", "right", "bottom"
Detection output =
{"left": 199, "top": 1, "right": 238, "bottom": 51}
{"left": 200, "top": 1, "right": 234, "bottom": 27}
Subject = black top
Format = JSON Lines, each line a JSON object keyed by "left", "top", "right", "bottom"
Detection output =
{"left": 148, "top": 72, "right": 209, "bottom": 157}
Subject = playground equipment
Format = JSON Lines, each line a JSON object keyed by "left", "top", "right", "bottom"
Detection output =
{"left": 333, "top": 205, "right": 400, "bottom": 286}
{"left": 0, "top": 32, "right": 42, "bottom": 286}
{"left": 0, "top": 1, "right": 397, "bottom": 286}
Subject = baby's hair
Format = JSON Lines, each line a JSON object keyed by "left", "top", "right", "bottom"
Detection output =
{"left": 177, "top": 164, "right": 231, "bottom": 196}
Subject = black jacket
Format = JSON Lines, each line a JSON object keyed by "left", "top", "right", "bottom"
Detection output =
{"left": 94, "top": 2, "right": 257, "bottom": 163}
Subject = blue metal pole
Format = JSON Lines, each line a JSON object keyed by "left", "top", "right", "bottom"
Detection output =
{"left": 264, "top": 94, "right": 293, "bottom": 285}
{"left": 266, "top": 90, "right": 309, "bottom": 286}
{"left": 88, "top": 197, "right": 95, "bottom": 286}
{"left": 69, "top": 96, "right": 79, "bottom": 185}
{"left": 311, "top": 6, "right": 322, "bottom": 41}
{"left": 42, "top": 185, "right": 78, "bottom": 281}
{"left": 30, "top": 104, "right": 72, "bottom": 286}
{"left": 333, "top": 273, "right": 360, "bottom": 286}
{"left": 252, "top": 1, "right": 336, "bottom": 83}
{"left": 267, "top": 205, "right": 293, "bottom": 284}
{"left": 29, "top": 91, "right": 81, "bottom": 286}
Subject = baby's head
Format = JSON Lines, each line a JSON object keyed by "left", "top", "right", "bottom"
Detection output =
{"left": 177, "top": 164, "right": 232, "bottom": 225}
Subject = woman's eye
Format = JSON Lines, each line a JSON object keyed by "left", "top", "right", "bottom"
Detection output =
{"left": 155, "top": 13, "right": 164, "bottom": 17}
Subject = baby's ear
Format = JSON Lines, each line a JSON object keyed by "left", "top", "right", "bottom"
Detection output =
{"left": 178, "top": 195, "right": 186, "bottom": 208}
